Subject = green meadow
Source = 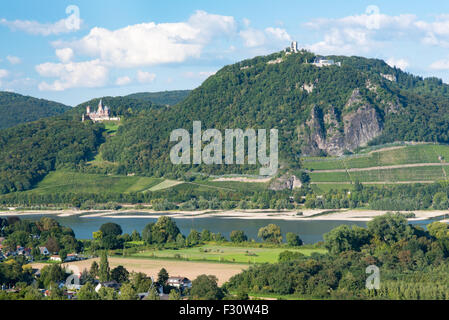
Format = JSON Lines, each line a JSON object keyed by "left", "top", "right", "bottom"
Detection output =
{"left": 130, "top": 244, "right": 326, "bottom": 264}
{"left": 26, "top": 170, "right": 163, "bottom": 194}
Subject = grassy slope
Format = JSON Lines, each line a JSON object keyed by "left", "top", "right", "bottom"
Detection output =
{"left": 26, "top": 170, "right": 163, "bottom": 194}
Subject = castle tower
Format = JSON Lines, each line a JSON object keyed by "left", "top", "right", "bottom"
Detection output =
{"left": 86, "top": 106, "right": 91, "bottom": 114}
{"left": 98, "top": 99, "right": 104, "bottom": 115}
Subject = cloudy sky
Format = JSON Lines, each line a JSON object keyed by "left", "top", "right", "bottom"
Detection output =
{"left": 1, "top": 0, "right": 449, "bottom": 106}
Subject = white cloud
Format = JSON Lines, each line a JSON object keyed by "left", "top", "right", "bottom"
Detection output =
{"left": 387, "top": 58, "right": 409, "bottom": 70}
{"left": 304, "top": 10, "right": 449, "bottom": 55}
{"left": 137, "top": 71, "right": 156, "bottom": 83}
{"left": 239, "top": 27, "right": 291, "bottom": 48}
{"left": 55, "top": 10, "right": 236, "bottom": 68}
{"left": 36, "top": 59, "right": 108, "bottom": 91}
{"left": 55, "top": 48, "right": 74, "bottom": 63}
{"left": 430, "top": 57, "right": 449, "bottom": 70}
{"left": 115, "top": 76, "right": 132, "bottom": 86}
{"left": 239, "top": 28, "right": 266, "bottom": 47}
{"left": 6, "top": 55, "right": 21, "bottom": 65}
{"left": 265, "top": 27, "right": 291, "bottom": 42}
{"left": 242, "top": 18, "right": 251, "bottom": 27}
{"left": 0, "top": 16, "right": 81, "bottom": 36}
{"left": 0, "top": 69, "right": 9, "bottom": 78}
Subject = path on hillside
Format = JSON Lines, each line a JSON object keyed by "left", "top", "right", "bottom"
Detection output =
{"left": 311, "top": 162, "right": 449, "bottom": 173}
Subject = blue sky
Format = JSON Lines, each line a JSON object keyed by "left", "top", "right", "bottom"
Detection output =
{"left": 1, "top": 0, "right": 449, "bottom": 106}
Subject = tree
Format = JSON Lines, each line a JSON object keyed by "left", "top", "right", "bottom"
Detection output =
{"left": 367, "top": 212, "right": 413, "bottom": 244}
{"left": 151, "top": 216, "right": 181, "bottom": 244}
{"left": 131, "top": 230, "right": 141, "bottom": 241}
{"left": 100, "top": 223, "right": 123, "bottom": 237}
{"left": 190, "top": 275, "right": 224, "bottom": 300}
{"left": 142, "top": 223, "right": 154, "bottom": 244}
{"left": 101, "top": 234, "right": 123, "bottom": 250}
{"left": 146, "top": 286, "right": 160, "bottom": 300}
{"left": 157, "top": 268, "right": 169, "bottom": 287}
{"left": 286, "top": 232, "right": 303, "bottom": 246}
{"left": 45, "top": 237, "right": 60, "bottom": 253}
{"left": 39, "top": 264, "right": 66, "bottom": 288}
{"left": 77, "top": 282, "right": 99, "bottom": 300}
{"left": 186, "top": 229, "right": 201, "bottom": 246}
{"left": 258, "top": 224, "right": 283, "bottom": 244}
{"left": 230, "top": 230, "right": 247, "bottom": 243}
{"left": 131, "top": 272, "right": 153, "bottom": 293}
{"left": 201, "top": 229, "right": 211, "bottom": 242}
{"left": 323, "top": 225, "right": 372, "bottom": 255}
{"left": 89, "top": 261, "right": 99, "bottom": 279}
{"left": 119, "top": 283, "right": 138, "bottom": 300}
{"left": 427, "top": 221, "right": 449, "bottom": 239}
{"left": 99, "top": 252, "right": 110, "bottom": 282}
{"left": 111, "top": 266, "right": 129, "bottom": 283}
{"left": 169, "top": 289, "right": 181, "bottom": 300}
{"left": 98, "top": 287, "right": 117, "bottom": 300}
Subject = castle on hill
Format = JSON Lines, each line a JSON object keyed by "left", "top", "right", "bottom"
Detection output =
{"left": 82, "top": 99, "right": 120, "bottom": 122}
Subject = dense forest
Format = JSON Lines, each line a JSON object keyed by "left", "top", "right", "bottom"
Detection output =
{"left": 0, "top": 92, "right": 70, "bottom": 129}
{"left": 0, "top": 118, "right": 104, "bottom": 194}
{"left": 125, "top": 90, "right": 191, "bottom": 106}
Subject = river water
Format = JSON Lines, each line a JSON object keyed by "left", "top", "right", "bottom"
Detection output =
{"left": 0, "top": 213, "right": 432, "bottom": 244}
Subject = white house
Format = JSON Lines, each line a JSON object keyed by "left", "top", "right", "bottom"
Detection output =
{"left": 50, "top": 255, "right": 61, "bottom": 262}
{"left": 167, "top": 277, "right": 192, "bottom": 290}
{"left": 312, "top": 58, "right": 341, "bottom": 68}
{"left": 95, "top": 281, "right": 121, "bottom": 293}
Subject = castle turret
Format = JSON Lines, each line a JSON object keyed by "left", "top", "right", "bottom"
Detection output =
{"left": 98, "top": 99, "right": 104, "bottom": 114}
{"left": 86, "top": 106, "right": 91, "bottom": 114}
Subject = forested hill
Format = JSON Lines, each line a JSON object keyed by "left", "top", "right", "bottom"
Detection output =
{"left": 125, "top": 90, "right": 191, "bottom": 106}
{"left": 100, "top": 50, "right": 449, "bottom": 176}
{"left": 0, "top": 91, "right": 70, "bottom": 129}
{"left": 2, "top": 49, "right": 449, "bottom": 194}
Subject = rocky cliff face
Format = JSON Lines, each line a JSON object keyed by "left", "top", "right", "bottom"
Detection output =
{"left": 300, "top": 89, "right": 384, "bottom": 156}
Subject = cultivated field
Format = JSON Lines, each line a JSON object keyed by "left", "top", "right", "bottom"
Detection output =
{"left": 305, "top": 144, "right": 449, "bottom": 187}
{"left": 32, "top": 257, "right": 248, "bottom": 285}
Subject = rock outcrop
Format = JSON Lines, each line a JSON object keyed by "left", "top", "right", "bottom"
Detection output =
{"left": 300, "top": 89, "right": 384, "bottom": 156}
{"left": 269, "top": 174, "right": 302, "bottom": 191}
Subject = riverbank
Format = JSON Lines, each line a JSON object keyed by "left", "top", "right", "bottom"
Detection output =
{"left": 1, "top": 208, "right": 448, "bottom": 222}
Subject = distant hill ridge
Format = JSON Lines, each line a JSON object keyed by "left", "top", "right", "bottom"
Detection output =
{"left": 0, "top": 91, "right": 70, "bottom": 129}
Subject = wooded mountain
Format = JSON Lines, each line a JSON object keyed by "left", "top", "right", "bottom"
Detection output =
{"left": 100, "top": 50, "right": 449, "bottom": 176}
{"left": 0, "top": 91, "right": 70, "bottom": 129}
{"left": 2, "top": 49, "right": 449, "bottom": 193}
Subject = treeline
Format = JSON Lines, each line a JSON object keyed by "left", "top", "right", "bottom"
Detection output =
{"left": 303, "top": 181, "right": 449, "bottom": 211}
{"left": 226, "top": 213, "right": 449, "bottom": 299}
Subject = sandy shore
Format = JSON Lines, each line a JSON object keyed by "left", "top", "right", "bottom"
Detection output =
{"left": 2, "top": 208, "right": 448, "bottom": 222}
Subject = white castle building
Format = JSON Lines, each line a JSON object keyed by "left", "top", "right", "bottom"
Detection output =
{"left": 82, "top": 99, "right": 120, "bottom": 122}
{"left": 311, "top": 57, "right": 342, "bottom": 68}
